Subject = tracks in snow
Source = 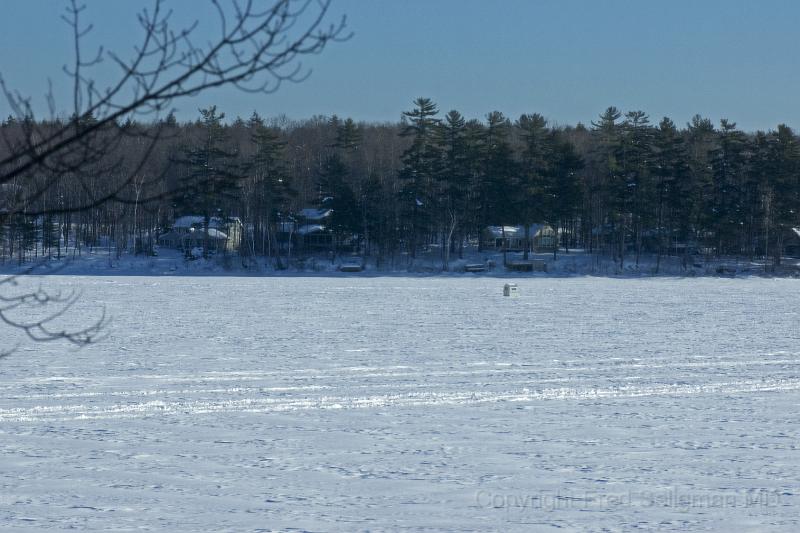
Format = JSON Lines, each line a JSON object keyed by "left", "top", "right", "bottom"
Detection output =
{"left": 2, "top": 357, "right": 799, "bottom": 422}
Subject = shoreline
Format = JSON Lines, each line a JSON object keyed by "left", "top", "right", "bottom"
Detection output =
{"left": 1, "top": 250, "right": 798, "bottom": 280}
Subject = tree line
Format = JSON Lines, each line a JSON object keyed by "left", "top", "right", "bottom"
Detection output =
{"left": 1, "top": 98, "right": 798, "bottom": 270}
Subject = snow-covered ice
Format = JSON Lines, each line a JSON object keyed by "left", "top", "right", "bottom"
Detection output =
{"left": 0, "top": 276, "right": 798, "bottom": 531}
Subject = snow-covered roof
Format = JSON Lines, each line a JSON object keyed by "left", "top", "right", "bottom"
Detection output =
{"left": 484, "top": 224, "right": 547, "bottom": 238}
{"left": 297, "top": 224, "right": 327, "bottom": 235}
{"left": 204, "top": 228, "right": 228, "bottom": 240}
{"left": 298, "top": 208, "right": 332, "bottom": 221}
{"left": 486, "top": 226, "right": 521, "bottom": 238}
{"left": 161, "top": 227, "right": 227, "bottom": 240}
{"left": 173, "top": 215, "right": 240, "bottom": 229}
{"left": 793, "top": 227, "right": 800, "bottom": 239}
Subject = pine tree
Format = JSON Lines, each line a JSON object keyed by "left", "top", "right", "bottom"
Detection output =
{"left": 176, "top": 106, "right": 242, "bottom": 259}
{"left": 319, "top": 153, "right": 360, "bottom": 255}
{"left": 763, "top": 124, "right": 799, "bottom": 265}
{"left": 516, "top": 113, "right": 550, "bottom": 259}
{"left": 651, "top": 117, "right": 690, "bottom": 271}
{"left": 619, "top": 110, "right": 654, "bottom": 265}
{"left": 591, "top": 106, "right": 624, "bottom": 262}
{"left": 708, "top": 119, "right": 749, "bottom": 256}
{"left": 397, "top": 98, "right": 441, "bottom": 260}
{"left": 685, "top": 114, "right": 716, "bottom": 256}
{"left": 463, "top": 119, "right": 488, "bottom": 251}
{"left": 482, "top": 111, "right": 518, "bottom": 263}
{"left": 546, "top": 131, "right": 583, "bottom": 259}
{"left": 436, "top": 110, "right": 470, "bottom": 269}
{"left": 335, "top": 117, "right": 362, "bottom": 153}
{"left": 250, "top": 119, "right": 293, "bottom": 258}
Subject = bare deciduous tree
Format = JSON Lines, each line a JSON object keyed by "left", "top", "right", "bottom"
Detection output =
{"left": 0, "top": 0, "right": 348, "bottom": 353}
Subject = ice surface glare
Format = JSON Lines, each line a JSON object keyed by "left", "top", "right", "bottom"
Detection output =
{"left": 1, "top": 277, "right": 798, "bottom": 531}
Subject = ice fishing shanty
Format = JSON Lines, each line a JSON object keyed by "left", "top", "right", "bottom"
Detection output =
{"left": 503, "top": 283, "right": 519, "bottom": 297}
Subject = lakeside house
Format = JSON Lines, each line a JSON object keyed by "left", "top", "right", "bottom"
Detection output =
{"left": 277, "top": 208, "right": 334, "bottom": 251}
{"left": 481, "top": 224, "right": 557, "bottom": 252}
{"left": 158, "top": 215, "right": 242, "bottom": 253}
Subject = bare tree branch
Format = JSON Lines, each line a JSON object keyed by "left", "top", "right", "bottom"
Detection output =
{"left": 0, "top": 0, "right": 347, "bottom": 356}
{"left": 0, "top": 264, "right": 108, "bottom": 349}
{"left": 0, "top": 0, "right": 348, "bottom": 191}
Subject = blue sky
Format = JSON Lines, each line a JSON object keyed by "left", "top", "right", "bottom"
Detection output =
{"left": 1, "top": 0, "right": 799, "bottom": 131}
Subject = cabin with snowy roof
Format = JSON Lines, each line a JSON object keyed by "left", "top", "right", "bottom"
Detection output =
{"left": 480, "top": 224, "right": 557, "bottom": 252}
{"left": 275, "top": 208, "right": 333, "bottom": 251}
{"left": 158, "top": 215, "right": 242, "bottom": 253}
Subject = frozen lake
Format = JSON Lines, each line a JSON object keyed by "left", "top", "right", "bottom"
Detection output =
{"left": 1, "top": 276, "right": 799, "bottom": 531}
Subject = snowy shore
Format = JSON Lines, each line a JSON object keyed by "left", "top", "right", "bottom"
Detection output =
{"left": 1, "top": 247, "right": 798, "bottom": 279}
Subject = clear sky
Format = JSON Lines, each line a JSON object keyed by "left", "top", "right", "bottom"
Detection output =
{"left": 1, "top": 0, "right": 799, "bottom": 131}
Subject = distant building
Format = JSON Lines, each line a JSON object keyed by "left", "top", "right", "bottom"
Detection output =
{"left": 481, "top": 224, "right": 557, "bottom": 252}
{"left": 784, "top": 228, "right": 800, "bottom": 257}
{"left": 277, "top": 208, "right": 333, "bottom": 251}
{"left": 158, "top": 215, "right": 242, "bottom": 253}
